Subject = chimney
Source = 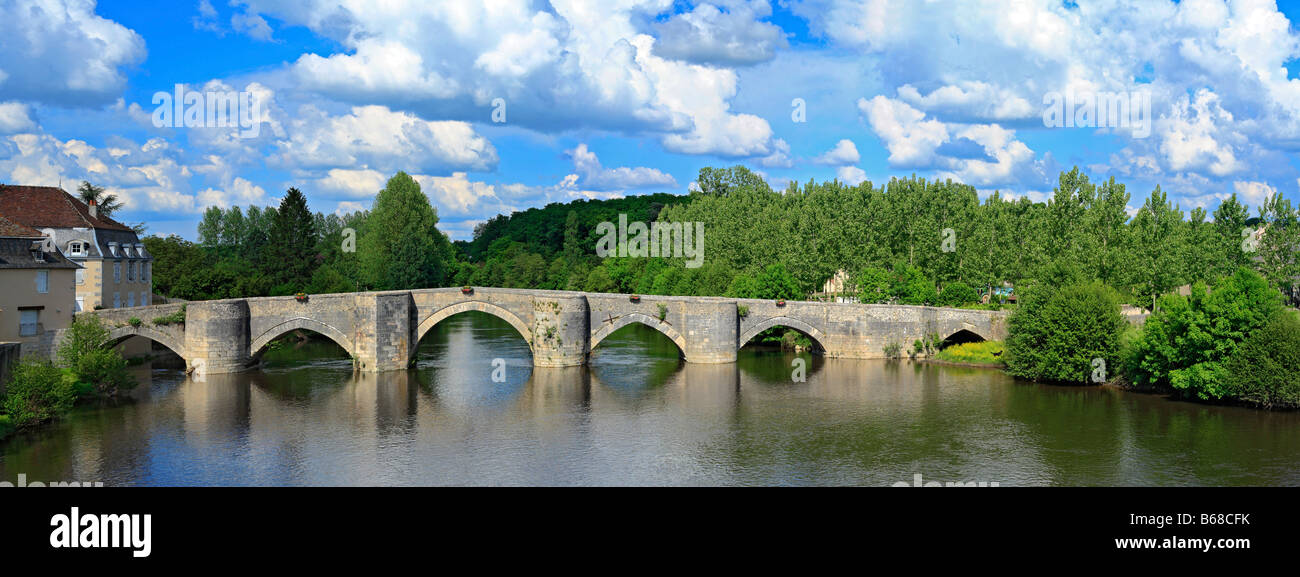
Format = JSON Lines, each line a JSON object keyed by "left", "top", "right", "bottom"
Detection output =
{"left": 88, "top": 198, "right": 97, "bottom": 219}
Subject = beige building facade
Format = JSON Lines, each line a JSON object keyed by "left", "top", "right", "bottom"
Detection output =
{"left": 0, "top": 215, "right": 79, "bottom": 358}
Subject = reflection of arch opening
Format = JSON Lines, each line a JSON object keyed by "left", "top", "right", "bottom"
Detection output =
{"left": 738, "top": 316, "right": 828, "bottom": 352}
{"left": 589, "top": 313, "right": 687, "bottom": 357}
{"left": 250, "top": 317, "right": 356, "bottom": 359}
{"left": 106, "top": 326, "right": 187, "bottom": 360}
{"left": 939, "top": 329, "right": 986, "bottom": 349}
{"left": 414, "top": 302, "right": 534, "bottom": 358}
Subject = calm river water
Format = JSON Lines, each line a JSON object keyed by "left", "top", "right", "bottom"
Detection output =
{"left": 2, "top": 312, "right": 1298, "bottom": 486}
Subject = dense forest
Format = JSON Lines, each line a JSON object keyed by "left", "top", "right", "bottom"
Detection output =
{"left": 144, "top": 166, "right": 1299, "bottom": 313}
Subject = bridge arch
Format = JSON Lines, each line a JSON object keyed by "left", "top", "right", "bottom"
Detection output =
{"left": 738, "top": 316, "right": 829, "bottom": 352}
{"left": 106, "top": 325, "right": 188, "bottom": 360}
{"left": 939, "top": 328, "right": 988, "bottom": 347}
{"left": 249, "top": 317, "right": 357, "bottom": 359}
{"left": 589, "top": 313, "right": 687, "bottom": 356}
{"left": 415, "top": 301, "right": 535, "bottom": 352}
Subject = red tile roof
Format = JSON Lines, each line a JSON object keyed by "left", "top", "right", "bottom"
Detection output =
{"left": 0, "top": 185, "right": 133, "bottom": 232}
{"left": 0, "top": 213, "right": 43, "bottom": 237}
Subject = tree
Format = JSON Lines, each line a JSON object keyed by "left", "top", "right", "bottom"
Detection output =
{"left": 939, "top": 281, "right": 978, "bottom": 307}
{"left": 57, "top": 315, "right": 135, "bottom": 397}
{"left": 1127, "top": 186, "right": 1185, "bottom": 309}
{"left": 562, "top": 210, "right": 583, "bottom": 264}
{"left": 77, "top": 181, "right": 123, "bottom": 218}
{"left": 359, "top": 172, "right": 452, "bottom": 290}
{"left": 855, "top": 266, "right": 893, "bottom": 303}
{"left": 3, "top": 361, "right": 75, "bottom": 428}
{"left": 1005, "top": 281, "right": 1126, "bottom": 384}
{"left": 1123, "top": 267, "right": 1283, "bottom": 400}
{"left": 1213, "top": 193, "right": 1252, "bottom": 273}
{"left": 1254, "top": 192, "right": 1299, "bottom": 303}
{"left": 268, "top": 187, "right": 318, "bottom": 292}
{"left": 1223, "top": 312, "right": 1300, "bottom": 409}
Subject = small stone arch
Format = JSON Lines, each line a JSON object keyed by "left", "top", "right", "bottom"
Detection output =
{"left": 939, "top": 327, "right": 988, "bottom": 348}
{"left": 106, "top": 325, "right": 188, "bottom": 360}
{"left": 589, "top": 313, "right": 688, "bottom": 356}
{"left": 738, "top": 316, "right": 829, "bottom": 351}
{"left": 414, "top": 301, "right": 535, "bottom": 355}
{"left": 249, "top": 317, "right": 357, "bottom": 359}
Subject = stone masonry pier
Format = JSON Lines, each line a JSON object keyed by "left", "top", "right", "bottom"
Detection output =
{"left": 76, "top": 287, "right": 1009, "bottom": 375}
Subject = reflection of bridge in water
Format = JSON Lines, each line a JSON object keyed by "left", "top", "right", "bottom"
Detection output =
{"left": 79, "top": 287, "right": 1008, "bottom": 374}
{"left": 167, "top": 359, "right": 1016, "bottom": 483}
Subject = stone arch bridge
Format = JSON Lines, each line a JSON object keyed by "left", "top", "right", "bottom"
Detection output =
{"left": 78, "top": 288, "right": 1008, "bottom": 374}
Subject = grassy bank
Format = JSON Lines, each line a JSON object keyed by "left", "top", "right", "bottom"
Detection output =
{"left": 931, "top": 341, "right": 1006, "bottom": 367}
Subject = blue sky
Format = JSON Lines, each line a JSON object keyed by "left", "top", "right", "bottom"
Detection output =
{"left": 2, "top": 0, "right": 1300, "bottom": 240}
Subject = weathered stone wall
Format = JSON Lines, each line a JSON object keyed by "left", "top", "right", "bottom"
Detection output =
{"left": 737, "top": 300, "right": 1009, "bottom": 359}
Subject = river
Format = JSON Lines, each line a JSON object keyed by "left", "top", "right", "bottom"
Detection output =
{"left": 2, "top": 312, "right": 1298, "bottom": 486}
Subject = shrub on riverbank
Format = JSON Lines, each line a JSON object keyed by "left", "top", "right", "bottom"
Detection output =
{"left": 2, "top": 360, "right": 76, "bottom": 429}
{"left": 1005, "top": 281, "right": 1126, "bottom": 384}
{"left": 1222, "top": 313, "right": 1300, "bottom": 409}
{"left": 58, "top": 316, "right": 136, "bottom": 397}
{"left": 1123, "top": 267, "right": 1282, "bottom": 401}
{"left": 0, "top": 414, "right": 13, "bottom": 440}
{"left": 933, "top": 341, "right": 1005, "bottom": 365}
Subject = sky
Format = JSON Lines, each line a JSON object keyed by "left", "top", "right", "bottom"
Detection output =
{"left": 1, "top": 0, "right": 1300, "bottom": 241}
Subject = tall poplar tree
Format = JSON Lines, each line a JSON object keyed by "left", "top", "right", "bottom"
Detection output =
{"left": 360, "top": 172, "right": 451, "bottom": 290}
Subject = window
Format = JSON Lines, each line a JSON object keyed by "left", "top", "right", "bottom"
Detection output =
{"left": 113, "top": 292, "right": 120, "bottom": 308}
{"left": 76, "top": 269, "right": 85, "bottom": 285}
{"left": 32, "top": 250, "right": 45, "bottom": 263}
{"left": 36, "top": 270, "right": 48, "bottom": 293}
{"left": 141, "top": 292, "right": 148, "bottom": 307}
{"left": 127, "top": 292, "right": 134, "bottom": 307}
{"left": 108, "top": 242, "right": 119, "bottom": 257}
{"left": 144, "top": 263, "right": 150, "bottom": 283}
{"left": 114, "top": 261, "right": 121, "bottom": 283}
{"left": 135, "top": 262, "right": 142, "bottom": 282}
{"left": 75, "top": 297, "right": 84, "bottom": 312}
{"left": 127, "top": 260, "right": 135, "bottom": 282}
{"left": 19, "top": 310, "right": 38, "bottom": 337}
{"left": 68, "top": 241, "right": 86, "bottom": 257}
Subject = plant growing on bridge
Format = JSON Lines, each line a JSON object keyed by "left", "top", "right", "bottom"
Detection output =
{"left": 128, "top": 317, "right": 142, "bottom": 328}
{"left": 882, "top": 341, "right": 902, "bottom": 359}
{"left": 657, "top": 303, "right": 668, "bottom": 322}
{"left": 152, "top": 305, "right": 186, "bottom": 326}
{"left": 737, "top": 305, "right": 749, "bottom": 318}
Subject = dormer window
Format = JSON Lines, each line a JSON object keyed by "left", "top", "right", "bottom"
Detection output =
{"left": 68, "top": 241, "right": 87, "bottom": 257}
{"left": 32, "top": 250, "right": 45, "bottom": 263}
{"left": 108, "top": 242, "right": 119, "bottom": 257}
{"left": 135, "top": 243, "right": 146, "bottom": 258}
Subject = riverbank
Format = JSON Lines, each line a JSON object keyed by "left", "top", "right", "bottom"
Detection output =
{"left": 928, "top": 341, "right": 1006, "bottom": 368}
